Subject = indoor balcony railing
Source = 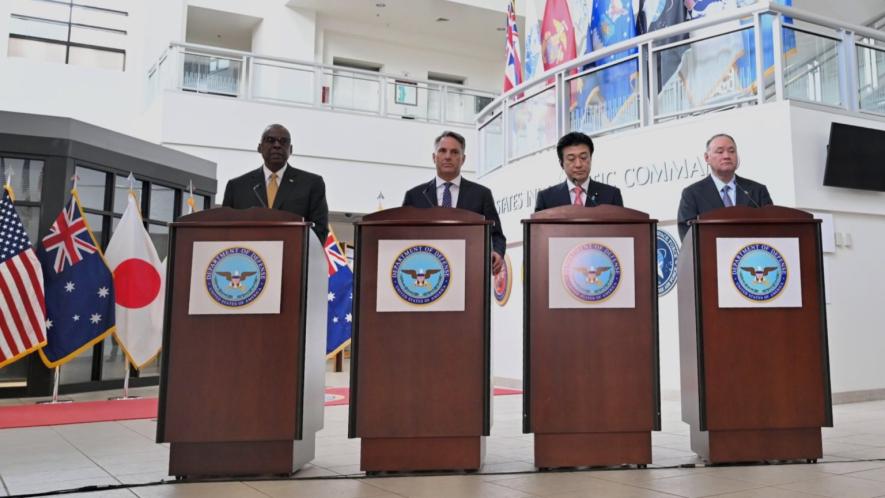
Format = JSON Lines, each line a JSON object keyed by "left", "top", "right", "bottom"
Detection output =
{"left": 475, "top": 1, "right": 885, "bottom": 176}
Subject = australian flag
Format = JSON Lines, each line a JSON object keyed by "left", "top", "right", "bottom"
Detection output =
{"left": 324, "top": 231, "right": 352, "bottom": 356}
{"left": 577, "top": 0, "right": 639, "bottom": 122}
{"left": 36, "top": 192, "right": 115, "bottom": 367}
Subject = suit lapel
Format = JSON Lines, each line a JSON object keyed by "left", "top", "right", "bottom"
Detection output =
{"left": 704, "top": 176, "right": 726, "bottom": 209}
{"left": 422, "top": 179, "right": 438, "bottom": 207}
{"left": 271, "top": 165, "right": 298, "bottom": 209}
{"left": 249, "top": 167, "right": 269, "bottom": 207}
{"left": 734, "top": 175, "right": 749, "bottom": 206}
{"left": 558, "top": 181, "right": 572, "bottom": 206}
{"left": 455, "top": 178, "right": 470, "bottom": 209}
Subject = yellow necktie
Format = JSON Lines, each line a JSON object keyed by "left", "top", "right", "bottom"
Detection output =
{"left": 267, "top": 173, "right": 278, "bottom": 207}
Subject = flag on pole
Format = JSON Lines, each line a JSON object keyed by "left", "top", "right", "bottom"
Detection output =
{"left": 637, "top": 0, "right": 689, "bottom": 85}
{"left": 541, "top": 0, "right": 578, "bottom": 72}
{"left": 37, "top": 191, "right": 115, "bottom": 367}
{"left": 324, "top": 229, "right": 352, "bottom": 357}
{"left": 186, "top": 179, "right": 198, "bottom": 215}
{"left": 524, "top": 0, "right": 544, "bottom": 81}
{"left": 504, "top": 0, "right": 524, "bottom": 92}
{"left": 105, "top": 191, "right": 164, "bottom": 369}
{"left": 0, "top": 184, "right": 46, "bottom": 368}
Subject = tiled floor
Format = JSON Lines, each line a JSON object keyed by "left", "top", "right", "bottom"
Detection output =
{"left": 2, "top": 369, "right": 885, "bottom": 497}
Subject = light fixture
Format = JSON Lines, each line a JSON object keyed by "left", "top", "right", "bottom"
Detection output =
{"left": 376, "top": 2, "right": 385, "bottom": 7}
{"left": 436, "top": 17, "right": 450, "bottom": 22}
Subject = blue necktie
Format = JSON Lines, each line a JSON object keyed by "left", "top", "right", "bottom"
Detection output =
{"left": 721, "top": 185, "right": 733, "bottom": 207}
{"left": 442, "top": 182, "right": 453, "bottom": 208}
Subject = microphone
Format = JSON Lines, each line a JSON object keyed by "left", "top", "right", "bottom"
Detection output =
{"left": 252, "top": 183, "right": 267, "bottom": 207}
{"left": 734, "top": 179, "right": 760, "bottom": 208}
{"left": 421, "top": 184, "right": 436, "bottom": 207}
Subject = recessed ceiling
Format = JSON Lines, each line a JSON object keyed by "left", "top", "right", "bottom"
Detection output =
{"left": 185, "top": 5, "right": 262, "bottom": 52}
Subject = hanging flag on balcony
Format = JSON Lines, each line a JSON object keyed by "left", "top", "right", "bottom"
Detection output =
{"left": 523, "top": 0, "right": 544, "bottom": 81}
{"left": 504, "top": 0, "right": 524, "bottom": 92}
{"left": 541, "top": 0, "right": 577, "bottom": 72}
{"left": 637, "top": 0, "right": 689, "bottom": 85}
{"left": 737, "top": 0, "right": 796, "bottom": 90}
{"left": 574, "top": 0, "right": 639, "bottom": 124}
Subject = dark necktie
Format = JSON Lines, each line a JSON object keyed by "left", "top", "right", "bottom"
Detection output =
{"left": 442, "top": 182, "right": 453, "bottom": 208}
{"left": 721, "top": 185, "right": 733, "bottom": 207}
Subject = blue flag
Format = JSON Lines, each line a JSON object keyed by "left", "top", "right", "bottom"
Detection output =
{"left": 737, "top": 0, "right": 795, "bottom": 90}
{"left": 324, "top": 231, "right": 352, "bottom": 356}
{"left": 576, "top": 0, "right": 638, "bottom": 124}
{"left": 37, "top": 192, "right": 115, "bottom": 367}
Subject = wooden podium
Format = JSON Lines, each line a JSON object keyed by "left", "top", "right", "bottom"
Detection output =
{"left": 349, "top": 207, "right": 492, "bottom": 472}
{"left": 157, "top": 208, "right": 327, "bottom": 477}
{"left": 678, "top": 206, "right": 833, "bottom": 463}
{"left": 523, "top": 205, "right": 660, "bottom": 468}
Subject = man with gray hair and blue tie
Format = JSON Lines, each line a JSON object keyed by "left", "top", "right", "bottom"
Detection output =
{"left": 677, "top": 133, "right": 773, "bottom": 240}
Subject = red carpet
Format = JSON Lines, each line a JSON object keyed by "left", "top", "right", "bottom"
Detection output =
{"left": 0, "top": 387, "right": 523, "bottom": 429}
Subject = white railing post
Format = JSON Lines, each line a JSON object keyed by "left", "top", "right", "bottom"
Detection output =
{"left": 754, "top": 12, "right": 766, "bottom": 104}
{"left": 502, "top": 97, "right": 510, "bottom": 167}
{"left": 641, "top": 42, "right": 654, "bottom": 126}
{"left": 242, "top": 55, "right": 251, "bottom": 99}
{"left": 557, "top": 72, "right": 568, "bottom": 136}
{"left": 380, "top": 75, "right": 388, "bottom": 117}
{"left": 837, "top": 29, "right": 860, "bottom": 112}
{"left": 772, "top": 13, "right": 786, "bottom": 102}
{"left": 441, "top": 84, "right": 448, "bottom": 124}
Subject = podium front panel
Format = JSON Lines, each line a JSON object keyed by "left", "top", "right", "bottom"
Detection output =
{"left": 695, "top": 221, "right": 828, "bottom": 431}
{"left": 527, "top": 222, "right": 657, "bottom": 434}
{"left": 159, "top": 222, "right": 308, "bottom": 443}
{"left": 352, "top": 224, "right": 488, "bottom": 438}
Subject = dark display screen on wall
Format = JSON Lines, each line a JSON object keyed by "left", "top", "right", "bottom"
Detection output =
{"left": 823, "top": 122, "right": 885, "bottom": 192}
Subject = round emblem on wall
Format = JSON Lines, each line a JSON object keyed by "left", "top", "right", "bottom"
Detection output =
{"left": 494, "top": 254, "right": 513, "bottom": 306}
{"left": 656, "top": 230, "right": 680, "bottom": 297}
{"left": 205, "top": 247, "right": 267, "bottom": 308}
{"left": 731, "top": 243, "right": 789, "bottom": 302}
{"left": 561, "top": 242, "right": 622, "bottom": 303}
{"left": 391, "top": 245, "right": 451, "bottom": 305}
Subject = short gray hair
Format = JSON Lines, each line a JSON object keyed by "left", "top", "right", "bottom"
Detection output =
{"left": 706, "top": 133, "right": 737, "bottom": 150}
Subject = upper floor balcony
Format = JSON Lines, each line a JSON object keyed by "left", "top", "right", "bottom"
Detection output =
{"left": 475, "top": 1, "right": 885, "bottom": 176}
{"left": 146, "top": 42, "right": 497, "bottom": 129}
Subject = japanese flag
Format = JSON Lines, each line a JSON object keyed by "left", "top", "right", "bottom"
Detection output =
{"left": 105, "top": 192, "right": 165, "bottom": 369}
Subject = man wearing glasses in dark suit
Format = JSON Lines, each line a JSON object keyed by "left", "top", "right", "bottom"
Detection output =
{"left": 222, "top": 123, "right": 329, "bottom": 241}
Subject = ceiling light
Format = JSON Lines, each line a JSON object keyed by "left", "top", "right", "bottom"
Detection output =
{"left": 436, "top": 17, "right": 450, "bottom": 22}
{"left": 376, "top": 2, "right": 385, "bottom": 6}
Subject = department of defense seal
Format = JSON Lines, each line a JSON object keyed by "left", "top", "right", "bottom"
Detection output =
{"left": 561, "top": 242, "right": 621, "bottom": 303}
{"left": 494, "top": 254, "right": 513, "bottom": 306}
{"left": 391, "top": 245, "right": 451, "bottom": 305}
{"left": 731, "top": 243, "right": 788, "bottom": 302}
{"left": 205, "top": 247, "right": 267, "bottom": 307}
{"left": 656, "top": 230, "right": 680, "bottom": 297}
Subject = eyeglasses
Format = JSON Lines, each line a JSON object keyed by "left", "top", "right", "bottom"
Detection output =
{"left": 262, "top": 136, "right": 291, "bottom": 145}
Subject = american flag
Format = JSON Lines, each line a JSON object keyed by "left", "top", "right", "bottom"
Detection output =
{"left": 0, "top": 186, "right": 46, "bottom": 368}
{"left": 42, "top": 196, "right": 97, "bottom": 274}
{"left": 503, "top": 0, "right": 524, "bottom": 92}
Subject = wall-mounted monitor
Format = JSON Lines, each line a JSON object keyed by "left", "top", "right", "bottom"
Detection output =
{"left": 823, "top": 122, "right": 885, "bottom": 192}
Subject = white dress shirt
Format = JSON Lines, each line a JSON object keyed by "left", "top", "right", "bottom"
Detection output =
{"left": 710, "top": 174, "right": 737, "bottom": 206}
{"left": 263, "top": 163, "right": 288, "bottom": 186}
{"left": 435, "top": 175, "right": 461, "bottom": 207}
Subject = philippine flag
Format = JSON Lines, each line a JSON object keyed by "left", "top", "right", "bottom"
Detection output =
{"left": 105, "top": 191, "right": 165, "bottom": 368}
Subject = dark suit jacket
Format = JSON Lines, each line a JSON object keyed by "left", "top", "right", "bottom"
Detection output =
{"left": 677, "top": 174, "right": 773, "bottom": 240}
{"left": 222, "top": 164, "right": 329, "bottom": 242}
{"left": 402, "top": 177, "right": 506, "bottom": 256}
{"left": 534, "top": 179, "right": 624, "bottom": 212}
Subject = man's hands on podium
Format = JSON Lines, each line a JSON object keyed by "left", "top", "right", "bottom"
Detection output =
{"left": 492, "top": 252, "right": 503, "bottom": 276}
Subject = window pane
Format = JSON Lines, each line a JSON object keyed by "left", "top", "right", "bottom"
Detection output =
{"left": 149, "top": 184, "right": 174, "bottom": 222}
{"left": 0, "top": 355, "right": 29, "bottom": 385}
{"left": 83, "top": 212, "right": 106, "bottom": 249}
{"left": 9, "top": 16, "right": 69, "bottom": 41}
{"left": 114, "top": 175, "right": 143, "bottom": 214}
{"left": 68, "top": 45, "right": 125, "bottom": 71}
{"left": 100, "top": 335, "right": 126, "bottom": 380}
{"left": 149, "top": 223, "right": 169, "bottom": 261}
{"left": 59, "top": 347, "right": 94, "bottom": 384}
{"left": 180, "top": 192, "right": 209, "bottom": 216}
{"left": 7, "top": 37, "right": 67, "bottom": 63}
{"left": 75, "top": 166, "right": 107, "bottom": 210}
{"left": 13, "top": 205, "right": 41, "bottom": 246}
{"left": 0, "top": 157, "right": 43, "bottom": 202}
{"left": 71, "top": 6, "right": 127, "bottom": 32}
{"left": 139, "top": 351, "right": 160, "bottom": 377}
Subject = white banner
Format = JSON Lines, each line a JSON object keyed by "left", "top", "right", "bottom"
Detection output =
{"left": 716, "top": 237, "right": 803, "bottom": 308}
{"left": 376, "top": 239, "right": 466, "bottom": 313}
{"left": 548, "top": 237, "right": 636, "bottom": 309}
{"left": 188, "top": 241, "right": 284, "bottom": 315}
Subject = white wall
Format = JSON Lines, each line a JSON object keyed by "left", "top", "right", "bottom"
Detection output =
{"left": 484, "top": 101, "right": 885, "bottom": 397}
{"left": 156, "top": 91, "right": 479, "bottom": 214}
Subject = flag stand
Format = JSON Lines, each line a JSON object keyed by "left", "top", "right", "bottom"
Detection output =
{"left": 37, "top": 367, "right": 73, "bottom": 404}
{"left": 109, "top": 363, "right": 141, "bottom": 400}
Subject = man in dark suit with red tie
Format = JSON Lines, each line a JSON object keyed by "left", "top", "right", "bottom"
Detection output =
{"left": 402, "top": 130, "right": 506, "bottom": 275}
{"left": 222, "top": 124, "right": 329, "bottom": 241}
{"left": 534, "top": 132, "right": 624, "bottom": 212}
{"left": 677, "top": 133, "right": 773, "bottom": 240}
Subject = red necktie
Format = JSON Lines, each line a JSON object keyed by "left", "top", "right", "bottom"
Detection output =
{"left": 572, "top": 186, "right": 584, "bottom": 206}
